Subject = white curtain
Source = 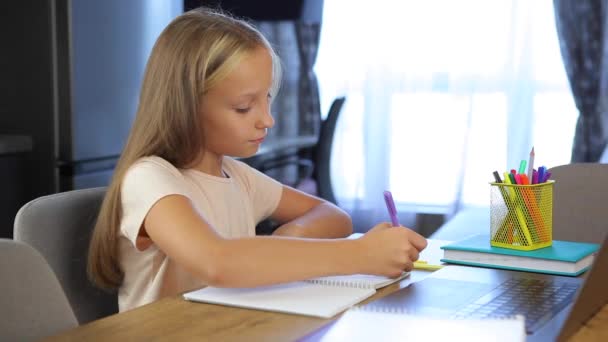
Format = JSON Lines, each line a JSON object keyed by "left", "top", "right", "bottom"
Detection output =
{"left": 315, "top": 0, "right": 577, "bottom": 231}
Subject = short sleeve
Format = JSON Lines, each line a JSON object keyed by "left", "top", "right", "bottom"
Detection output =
{"left": 120, "top": 156, "right": 191, "bottom": 248}
{"left": 226, "top": 159, "right": 283, "bottom": 223}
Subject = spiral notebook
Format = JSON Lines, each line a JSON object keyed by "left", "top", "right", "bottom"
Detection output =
{"left": 183, "top": 272, "right": 409, "bottom": 318}
{"left": 313, "top": 309, "right": 526, "bottom": 342}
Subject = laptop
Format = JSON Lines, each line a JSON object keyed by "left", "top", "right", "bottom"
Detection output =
{"left": 304, "top": 236, "right": 608, "bottom": 342}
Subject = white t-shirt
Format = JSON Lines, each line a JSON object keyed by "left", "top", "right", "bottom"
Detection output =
{"left": 118, "top": 156, "right": 283, "bottom": 311}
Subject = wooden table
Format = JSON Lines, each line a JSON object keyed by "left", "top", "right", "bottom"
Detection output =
{"left": 570, "top": 303, "right": 608, "bottom": 342}
{"left": 45, "top": 278, "right": 608, "bottom": 342}
{"left": 44, "top": 239, "right": 608, "bottom": 341}
{"left": 44, "top": 272, "right": 429, "bottom": 342}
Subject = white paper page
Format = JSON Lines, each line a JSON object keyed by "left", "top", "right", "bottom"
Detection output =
{"left": 321, "top": 309, "right": 526, "bottom": 342}
{"left": 184, "top": 282, "right": 376, "bottom": 318}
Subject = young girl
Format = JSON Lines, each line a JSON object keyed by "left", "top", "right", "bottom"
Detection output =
{"left": 88, "top": 7, "right": 427, "bottom": 312}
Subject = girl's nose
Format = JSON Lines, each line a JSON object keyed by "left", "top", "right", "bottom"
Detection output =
{"left": 258, "top": 107, "right": 275, "bottom": 129}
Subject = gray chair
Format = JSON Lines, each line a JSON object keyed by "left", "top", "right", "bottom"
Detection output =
{"left": 0, "top": 238, "right": 78, "bottom": 341}
{"left": 549, "top": 163, "right": 608, "bottom": 243}
{"left": 13, "top": 187, "right": 118, "bottom": 324}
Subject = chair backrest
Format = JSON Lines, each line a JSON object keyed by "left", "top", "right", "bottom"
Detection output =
{"left": 0, "top": 238, "right": 78, "bottom": 341}
{"left": 13, "top": 187, "right": 118, "bottom": 324}
{"left": 549, "top": 163, "right": 608, "bottom": 243}
{"left": 313, "top": 96, "right": 346, "bottom": 205}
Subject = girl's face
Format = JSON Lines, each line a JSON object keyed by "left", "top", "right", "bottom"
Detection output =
{"left": 199, "top": 47, "right": 275, "bottom": 160}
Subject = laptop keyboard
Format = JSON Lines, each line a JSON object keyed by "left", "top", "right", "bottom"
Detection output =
{"left": 451, "top": 278, "right": 579, "bottom": 334}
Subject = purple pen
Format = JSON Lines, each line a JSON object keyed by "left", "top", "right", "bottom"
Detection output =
{"left": 383, "top": 190, "right": 400, "bottom": 227}
{"left": 544, "top": 171, "right": 552, "bottom": 183}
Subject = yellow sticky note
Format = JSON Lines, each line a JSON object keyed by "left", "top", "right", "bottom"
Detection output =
{"left": 413, "top": 260, "right": 443, "bottom": 271}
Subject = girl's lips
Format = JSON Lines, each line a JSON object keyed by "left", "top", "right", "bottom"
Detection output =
{"left": 251, "top": 136, "right": 265, "bottom": 144}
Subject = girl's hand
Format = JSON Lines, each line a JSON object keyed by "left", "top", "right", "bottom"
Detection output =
{"left": 356, "top": 222, "right": 428, "bottom": 277}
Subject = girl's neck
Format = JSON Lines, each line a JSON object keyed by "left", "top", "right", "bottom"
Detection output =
{"left": 190, "top": 153, "right": 225, "bottom": 177}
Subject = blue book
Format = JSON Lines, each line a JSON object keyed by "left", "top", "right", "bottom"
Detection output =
{"left": 440, "top": 234, "right": 600, "bottom": 276}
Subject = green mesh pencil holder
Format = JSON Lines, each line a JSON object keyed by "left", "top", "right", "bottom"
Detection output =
{"left": 489, "top": 180, "right": 554, "bottom": 251}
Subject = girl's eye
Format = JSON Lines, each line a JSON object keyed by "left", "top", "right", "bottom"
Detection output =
{"left": 235, "top": 107, "right": 251, "bottom": 114}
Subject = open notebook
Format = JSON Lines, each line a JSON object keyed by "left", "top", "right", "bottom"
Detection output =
{"left": 183, "top": 272, "right": 408, "bottom": 318}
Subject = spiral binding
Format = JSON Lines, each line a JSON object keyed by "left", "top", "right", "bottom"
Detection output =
{"left": 305, "top": 279, "right": 374, "bottom": 289}
{"left": 351, "top": 305, "right": 410, "bottom": 314}
{"left": 350, "top": 305, "right": 524, "bottom": 321}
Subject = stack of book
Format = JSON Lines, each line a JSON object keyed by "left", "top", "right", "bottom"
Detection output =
{"left": 440, "top": 234, "right": 599, "bottom": 276}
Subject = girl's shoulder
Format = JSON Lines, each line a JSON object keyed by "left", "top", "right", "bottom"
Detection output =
{"left": 132, "top": 155, "right": 176, "bottom": 168}
{"left": 122, "top": 156, "right": 189, "bottom": 195}
{"left": 126, "top": 155, "right": 184, "bottom": 179}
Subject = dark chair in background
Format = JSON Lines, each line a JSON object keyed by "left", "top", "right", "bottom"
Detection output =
{"left": 311, "top": 96, "right": 346, "bottom": 205}
{"left": 13, "top": 187, "right": 118, "bottom": 324}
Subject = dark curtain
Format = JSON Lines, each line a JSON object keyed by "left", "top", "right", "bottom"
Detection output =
{"left": 255, "top": 21, "right": 302, "bottom": 141}
{"left": 254, "top": 20, "right": 322, "bottom": 138}
{"left": 296, "top": 22, "right": 322, "bottom": 136}
{"left": 554, "top": 0, "right": 608, "bottom": 162}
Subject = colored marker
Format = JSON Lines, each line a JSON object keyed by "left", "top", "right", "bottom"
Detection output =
{"left": 493, "top": 171, "right": 503, "bottom": 183}
{"left": 383, "top": 190, "right": 400, "bottom": 227}
{"left": 527, "top": 147, "right": 535, "bottom": 182}
{"left": 518, "top": 159, "right": 527, "bottom": 175}
{"left": 538, "top": 166, "right": 546, "bottom": 184}
{"left": 543, "top": 171, "right": 552, "bottom": 183}
{"left": 509, "top": 172, "right": 517, "bottom": 185}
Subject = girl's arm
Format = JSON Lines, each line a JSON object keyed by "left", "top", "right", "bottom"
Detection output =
{"left": 143, "top": 194, "right": 426, "bottom": 288}
{"left": 269, "top": 186, "right": 353, "bottom": 238}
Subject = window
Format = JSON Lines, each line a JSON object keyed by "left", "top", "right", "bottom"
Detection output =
{"left": 316, "top": 0, "right": 576, "bottom": 213}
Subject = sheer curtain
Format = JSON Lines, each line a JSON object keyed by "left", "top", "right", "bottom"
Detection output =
{"left": 315, "top": 0, "right": 577, "bottom": 232}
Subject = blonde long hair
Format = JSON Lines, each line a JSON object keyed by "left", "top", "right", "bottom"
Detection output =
{"left": 88, "top": 7, "right": 281, "bottom": 290}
